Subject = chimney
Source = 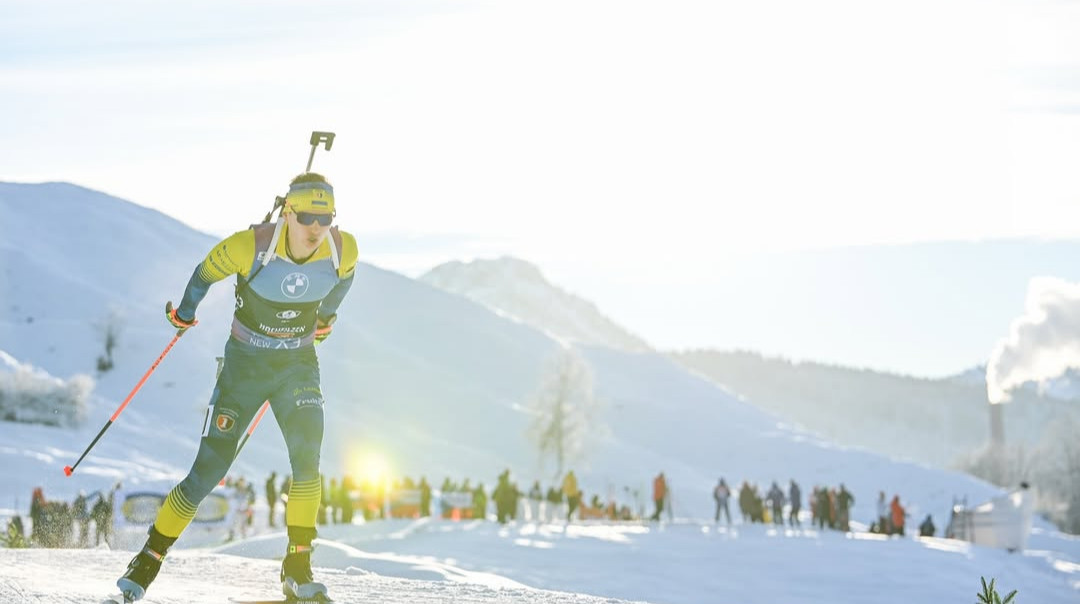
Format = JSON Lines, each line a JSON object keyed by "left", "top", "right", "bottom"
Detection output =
{"left": 989, "top": 402, "right": 1005, "bottom": 448}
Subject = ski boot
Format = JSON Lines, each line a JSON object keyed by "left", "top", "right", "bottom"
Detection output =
{"left": 116, "top": 525, "right": 177, "bottom": 602}
{"left": 281, "top": 526, "right": 331, "bottom": 602}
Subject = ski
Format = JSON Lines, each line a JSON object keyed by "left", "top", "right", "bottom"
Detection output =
{"left": 229, "top": 598, "right": 333, "bottom": 604}
{"left": 100, "top": 594, "right": 132, "bottom": 604}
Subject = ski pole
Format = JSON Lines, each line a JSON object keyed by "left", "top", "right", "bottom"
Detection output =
{"left": 235, "top": 401, "right": 270, "bottom": 458}
{"left": 63, "top": 330, "right": 187, "bottom": 476}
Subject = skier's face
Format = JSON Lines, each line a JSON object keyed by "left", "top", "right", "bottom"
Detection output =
{"left": 286, "top": 210, "right": 332, "bottom": 257}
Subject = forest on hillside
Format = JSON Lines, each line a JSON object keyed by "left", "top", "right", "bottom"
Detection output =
{"left": 672, "top": 349, "right": 1078, "bottom": 469}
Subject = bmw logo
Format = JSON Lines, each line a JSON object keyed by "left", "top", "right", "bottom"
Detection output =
{"left": 281, "top": 273, "right": 309, "bottom": 299}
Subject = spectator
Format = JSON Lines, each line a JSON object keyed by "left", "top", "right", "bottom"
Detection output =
{"left": 546, "top": 486, "right": 563, "bottom": 523}
{"left": 338, "top": 476, "right": 355, "bottom": 524}
{"left": 836, "top": 484, "right": 854, "bottom": 532}
{"left": 815, "top": 487, "right": 830, "bottom": 530}
{"left": 471, "top": 482, "right": 488, "bottom": 520}
{"left": 766, "top": 481, "right": 785, "bottom": 525}
{"left": 92, "top": 492, "right": 113, "bottom": 546}
{"left": 650, "top": 472, "right": 667, "bottom": 522}
{"left": 875, "top": 491, "right": 889, "bottom": 534}
{"left": 919, "top": 514, "right": 935, "bottom": 537}
{"left": 72, "top": 490, "right": 90, "bottom": 547}
{"left": 419, "top": 477, "right": 432, "bottom": 518}
{"left": 30, "top": 487, "right": 46, "bottom": 545}
{"left": 562, "top": 471, "right": 581, "bottom": 522}
{"left": 265, "top": 471, "right": 278, "bottom": 528}
{"left": 788, "top": 480, "right": 802, "bottom": 528}
{"left": 493, "top": 470, "right": 515, "bottom": 524}
{"left": 890, "top": 494, "right": 906, "bottom": 536}
{"left": 739, "top": 482, "right": 753, "bottom": 524}
{"left": 713, "top": 478, "right": 732, "bottom": 525}
{"left": 827, "top": 488, "right": 838, "bottom": 529}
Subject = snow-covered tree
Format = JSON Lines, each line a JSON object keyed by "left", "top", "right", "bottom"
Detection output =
{"left": 1033, "top": 415, "right": 1080, "bottom": 533}
{"left": 0, "top": 357, "right": 92, "bottom": 428}
{"left": 525, "top": 346, "right": 603, "bottom": 480}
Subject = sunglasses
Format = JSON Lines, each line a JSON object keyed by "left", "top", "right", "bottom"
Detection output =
{"left": 294, "top": 211, "right": 334, "bottom": 226}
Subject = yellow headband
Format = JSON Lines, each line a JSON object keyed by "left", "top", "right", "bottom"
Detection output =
{"left": 285, "top": 181, "right": 335, "bottom": 214}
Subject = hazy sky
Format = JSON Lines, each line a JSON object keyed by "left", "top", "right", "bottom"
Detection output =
{"left": 3, "top": 0, "right": 1079, "bottom": 376}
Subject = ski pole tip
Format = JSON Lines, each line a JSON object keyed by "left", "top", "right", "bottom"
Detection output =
{"left": 63, "top": 465, "right": 73, "bottom": 476}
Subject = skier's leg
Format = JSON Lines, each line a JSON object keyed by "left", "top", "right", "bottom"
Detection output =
{"left": 118, "top": 425, "right": 247, "bottom": 602}
{"left": 154, "top": 385, "right": 261, "bottom": 538}
{"left": 117, "top": 344, "right": 265, "bottom": 601}
{"left": 269, "top": 349, "right": 328, "bottom": 599}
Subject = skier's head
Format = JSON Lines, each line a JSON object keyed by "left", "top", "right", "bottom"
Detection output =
{"left": 284, "top": 172, "right": 335, "bottom": 217}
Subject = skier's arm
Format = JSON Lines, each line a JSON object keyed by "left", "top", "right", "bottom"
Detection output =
{"left": 317, "top": 274, "right": 354, "bottom": 323}
{"left": 175, "top": 230, "right": 256, "bottom": 321}
{"left": 317, "top": 231, "right": 359, "bottom": 323}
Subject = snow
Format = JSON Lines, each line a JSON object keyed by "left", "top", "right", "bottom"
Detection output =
{"left": 1, "top": 517, "right": 1079, "bottom": 603}
{"left": 1, "top": 182, "right": 1079, "bottom": 602}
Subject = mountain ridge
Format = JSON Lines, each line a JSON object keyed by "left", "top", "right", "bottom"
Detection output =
{"left": 420, "top": 256, "right": 652, "bottom": 353}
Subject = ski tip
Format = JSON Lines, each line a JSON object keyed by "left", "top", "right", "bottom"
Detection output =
{"left": 63, "top": 465, "right": 73, "bottom": 476}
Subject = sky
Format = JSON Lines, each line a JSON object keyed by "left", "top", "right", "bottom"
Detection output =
{"left": 3, "top": 0, "right": 1080, "bottom": 376}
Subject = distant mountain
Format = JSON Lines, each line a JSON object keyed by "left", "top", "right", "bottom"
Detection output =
{"left": 419, "top": 257, "right": 652, "bottom": 353}
{"left": 673, "top": 349, "right": 1080, "bottom": 469}
{"left": 0, "top": 182, "right": 1006, "bottom": 527}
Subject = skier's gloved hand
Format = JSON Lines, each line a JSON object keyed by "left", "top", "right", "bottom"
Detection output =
{"left": 314, "top": 314, "right": 336, "bottom": 344}
{"left": 165, "top": 301, "right": 198, "bottom": 332}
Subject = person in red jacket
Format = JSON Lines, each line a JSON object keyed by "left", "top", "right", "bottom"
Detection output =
{"left": 890, "top": 494, "right": 906, "bottom": 536}
{"left": 650, "top": 472, "right": 668, "bottom": 521}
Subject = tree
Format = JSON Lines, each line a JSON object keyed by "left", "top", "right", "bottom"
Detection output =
{"left": 525, "top": 347, "right": 603, "bottom": 480}
{"left": 1032, "top": 415, "right": 1080, "bottom": 533}
{"left": 95, "top": 306, "right": 123, "bottom": 375}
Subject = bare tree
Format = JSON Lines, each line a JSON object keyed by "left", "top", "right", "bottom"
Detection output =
{"left": 1033, "top": 415, "right": 1080, "bottom": 533}
{"left": 95, "top": 306, "right": 123, "bottom": 374}
{"left": 525, "top": 346, "right": 603, "bottom": 480}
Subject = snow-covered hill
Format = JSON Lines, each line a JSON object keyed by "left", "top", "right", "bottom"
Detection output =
{"left": 420, "top": 256, "right": 652, "bottom": 353}
{"left": 1, "top": 182, "right": 1078, "bottom": 602}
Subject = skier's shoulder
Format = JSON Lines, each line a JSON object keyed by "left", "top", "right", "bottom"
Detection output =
{"left": 332, "top": 228, "right": 359, "bottom": 277}
{"left": 200, "top": 229, "right": 257, "bottom": 279}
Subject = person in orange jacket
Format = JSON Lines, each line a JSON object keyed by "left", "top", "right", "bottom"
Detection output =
{"left": 650, "top": 472, "right": 668, "bottom": 521}
{"left": 890, "top": 494, "right": 906, "bottom": 536}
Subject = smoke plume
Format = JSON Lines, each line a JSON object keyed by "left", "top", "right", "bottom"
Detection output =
{"left": 986, "top": 277, "right": 1080, "bottom": 404}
